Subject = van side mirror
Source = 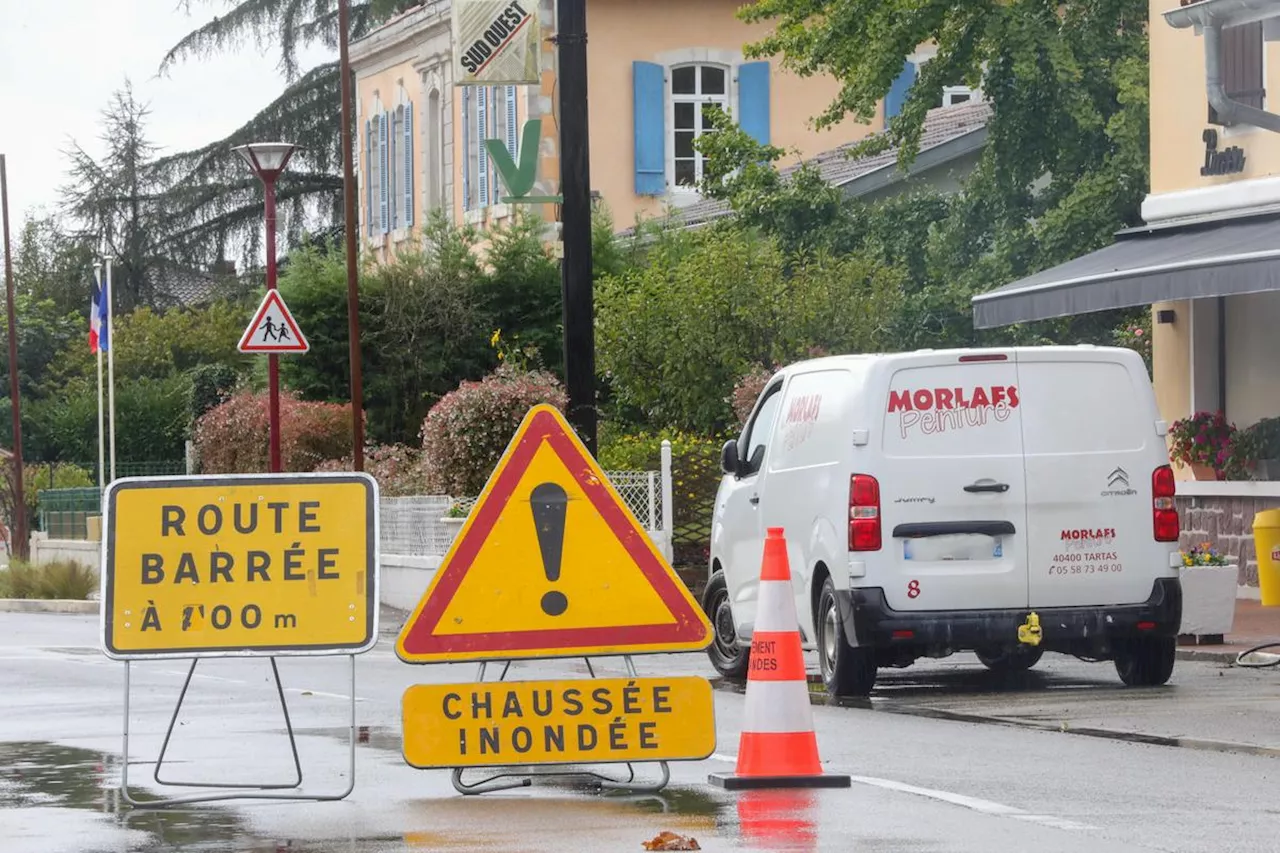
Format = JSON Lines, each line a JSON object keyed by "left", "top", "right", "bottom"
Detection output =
{"left": 721, "top": 439, "right": 741, "bottom": 476}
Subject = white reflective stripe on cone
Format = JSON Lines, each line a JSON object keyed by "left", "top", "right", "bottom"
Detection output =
{"left": 754, "top": 579, "right": 803, "bottom": 633}
{"left": 743, "top": 679, "right": 817, "bottom": 734}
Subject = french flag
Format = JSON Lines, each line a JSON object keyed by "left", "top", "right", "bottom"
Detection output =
{"left": 89, "top": 271, "right": 109, "bottom": 353}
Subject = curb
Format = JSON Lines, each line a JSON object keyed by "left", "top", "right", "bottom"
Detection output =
{"left": 0, "top": 599, "right": 99, "bottom": 614}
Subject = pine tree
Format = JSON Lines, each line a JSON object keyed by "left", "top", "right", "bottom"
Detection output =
{"left": 152, "top": 0, "right": 419, "bottom": 265}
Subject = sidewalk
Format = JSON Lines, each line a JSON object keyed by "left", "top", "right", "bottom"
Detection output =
{"left": 1178, "top": 598, "right": 1280, "bottom": 662}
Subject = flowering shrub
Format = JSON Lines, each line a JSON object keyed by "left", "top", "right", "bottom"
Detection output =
{"left": 1169, "top": 410, "right": 1243, "bottom": 476}
{"left": 194, "top": 391, "right": 357, "bottom": 473}
{"left": 730, "top": 365, "right": 774, "bottom": 427}
{"left": 1181, "top": 542, "right": 1231, "bottom": 567}
{"left": 1113, "top": 318, "right": 1151, "bottom": 370}
{"left": 315, "top": 444, "right": 429, "bottom": 496}
{"left": 420, "top": 365, "right": 567, "bottom": 496}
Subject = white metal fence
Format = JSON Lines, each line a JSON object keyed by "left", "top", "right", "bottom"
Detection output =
{"left": 380, "top": 443, "right": 675, "bottom": 561}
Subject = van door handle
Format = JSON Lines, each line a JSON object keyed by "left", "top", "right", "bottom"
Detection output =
{"left": 964, "top": 482, "right": 1010, "bottom": 494}
{"left": 749, "top": 495, "right": 760, "bottom": 505}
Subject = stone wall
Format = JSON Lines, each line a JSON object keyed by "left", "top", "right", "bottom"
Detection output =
{"left": 1177, "top": 495, "right": 1280, "bottom": 587}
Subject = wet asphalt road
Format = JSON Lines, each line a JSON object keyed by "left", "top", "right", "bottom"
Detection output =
{"left": 3, "top": 611, "right": 1280, "bottom": 853}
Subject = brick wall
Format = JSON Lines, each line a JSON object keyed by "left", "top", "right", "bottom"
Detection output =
{"left": 1177, "top": 495, "right": 1280, "bottom": 586}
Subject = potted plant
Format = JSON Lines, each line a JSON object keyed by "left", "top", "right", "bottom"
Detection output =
{"left": 1178, "top": 542, "right": 1238, "bottom": 641}
{"left": 1243, "top": 417, "right": 1280, "bottom": 481}
{"left": 1169, "top": 411, "right": 1238, "bottom": 480}
{"left": 439, "top": 500, "right": 470, "bottom": 543}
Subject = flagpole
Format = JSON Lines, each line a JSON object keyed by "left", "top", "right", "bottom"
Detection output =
{"left": 105, "top": 257, "right": 116, "bottom": 483}
{"left": 94, "top": 264, "right": 105, "bottom": 491}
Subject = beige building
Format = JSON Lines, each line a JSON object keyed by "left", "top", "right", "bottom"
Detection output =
{"left": 349, "top": 1, "right": 978, "bottom": 251}
{"left": 972, "top": 0, "right": 1280, "bottom": 591}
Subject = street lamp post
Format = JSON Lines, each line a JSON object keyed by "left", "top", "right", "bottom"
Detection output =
{"left": 233, "top": 142, "right": 298, "bottom": 474}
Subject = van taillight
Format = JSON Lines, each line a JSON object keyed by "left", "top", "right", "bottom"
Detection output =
{"left": 1152, "top": 465, "right": 1179, "bottom": 542}
{"left": 849, "top": 474, "right": 882, "bottom": 552}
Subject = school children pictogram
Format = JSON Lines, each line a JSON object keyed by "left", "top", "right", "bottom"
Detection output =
{"left": 238, "top": 290, "right": 309, "bottom": 353}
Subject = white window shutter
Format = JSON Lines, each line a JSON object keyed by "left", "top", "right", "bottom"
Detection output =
{"left": 462, "top": 88, "right": 471, "bottom": 210}
{"left": 404, "top": 102, "right": 414, "bottom": 227}
{"left": 505, "top": 85, "right": 518, "bottom": 156}
{"left": 379, "top": 112, "right": 389, "bottom": 234}
{"left": 477, "top": 87, "right": 489, "bottom": 207}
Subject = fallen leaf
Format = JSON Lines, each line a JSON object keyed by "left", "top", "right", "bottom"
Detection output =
{"left": 642, "top": 831, "right": 701, "bottom": 851}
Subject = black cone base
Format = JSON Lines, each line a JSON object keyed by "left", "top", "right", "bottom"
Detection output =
{"left": 708, "top": 772, "right": 852, "bottom": 790}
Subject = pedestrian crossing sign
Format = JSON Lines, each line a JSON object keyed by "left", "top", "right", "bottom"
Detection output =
{"left": 238, "top": 290, "right": 309, "bottom": 354}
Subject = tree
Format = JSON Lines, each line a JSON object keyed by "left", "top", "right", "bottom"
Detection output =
{"left": 696, "top": 0, "right": 1150, "bottom": 350}
{"left": 596, "top": 225, "right": 899, "bottom": 432}
{"left": 150, "top": 0, "right": 420, "bottom": 262}
{"left": 62, "top": 84, "right": 172, "bottom": 311}
{"left": 12, "top": 216, "right": 96, "bottom": 317}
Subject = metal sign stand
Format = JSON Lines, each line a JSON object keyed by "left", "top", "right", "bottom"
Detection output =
{"left": 119, "top": 654, "right": 359, "bottom": 808}
{"left": 449, "top": 655, "right": 671, "bottom": 796}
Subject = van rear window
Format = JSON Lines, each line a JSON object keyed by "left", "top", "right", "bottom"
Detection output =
{"left": 1017, "top": 361, "right": 1147, "bottom": 455}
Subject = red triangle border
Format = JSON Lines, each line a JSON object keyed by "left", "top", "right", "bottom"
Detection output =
{"left": 239, "top": 290, "right": 309, "bottom": 353}
{"left": 399, "top": 409, "right": 708, "bottom": 657}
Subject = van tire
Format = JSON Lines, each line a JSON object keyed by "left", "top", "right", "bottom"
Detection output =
{"left": 703, "top": 571, "right": 749, "bottom": 680}
{"left": 1114, "top": 636, "right": 1176, "bottom": 687}
{"left": 975, "top": 646, "right": 1043, "bottom": 673}
{"left": 817, "top": 577, "right": 877, "bottom": 697}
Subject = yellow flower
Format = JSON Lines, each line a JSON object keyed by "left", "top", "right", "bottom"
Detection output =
{"left": 490, "top": 330, "right": 502, "bottom": 347}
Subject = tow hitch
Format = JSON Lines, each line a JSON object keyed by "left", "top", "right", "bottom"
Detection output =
{"left": 1018, "top": 611, "right": 1043, "bottom": 647}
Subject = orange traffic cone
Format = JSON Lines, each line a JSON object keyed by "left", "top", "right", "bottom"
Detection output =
{"left": 709, "top": 527, "right": 850, "bottom": 790}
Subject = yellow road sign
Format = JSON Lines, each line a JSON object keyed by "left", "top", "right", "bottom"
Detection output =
{"left": 397, "top": 405, "right": 713, "bottom": 662}
{"left": 102, "top": 474, "right": 379, "bottom": 659}
{"left": 401, "top": 676, "right": 716, "bottom": 768}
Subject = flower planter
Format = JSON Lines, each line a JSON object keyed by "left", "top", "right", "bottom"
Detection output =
{"left": 439, "top": 516, "right": 466, "bottom": 546}
{"left": 1187, "top": 462, "right": 1221, "bottom": 481}
{"left": 1179, "top": 563, "right": 1238, "bottom": 637}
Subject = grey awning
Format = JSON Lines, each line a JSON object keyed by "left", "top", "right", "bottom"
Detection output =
{"left": 972, "top": 213, "right": 1280, "bottom": 329}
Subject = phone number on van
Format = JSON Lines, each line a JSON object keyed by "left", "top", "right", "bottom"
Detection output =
{"left": 1049, "top": 563, "right": 1124, "bottom": 576}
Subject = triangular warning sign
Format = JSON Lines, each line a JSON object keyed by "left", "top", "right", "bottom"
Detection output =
{"left": 238, "top": 290, "right": 309, "bottom": 353}
{"left": 396, "top": 405, "right": 713, "bottom": 663}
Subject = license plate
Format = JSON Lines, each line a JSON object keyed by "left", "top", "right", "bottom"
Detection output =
{"left": 904, "top": 534, "right": 1003, "bottom": 562}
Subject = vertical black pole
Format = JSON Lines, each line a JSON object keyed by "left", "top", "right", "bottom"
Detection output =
{"left": 338, "top": 0, "right": 366, "bottom": 472}
{"left": 556, "top": 0, "right": 597, "bottom": 455}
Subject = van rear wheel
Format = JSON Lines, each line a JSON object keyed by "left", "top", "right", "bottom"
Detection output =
{"left": 1114, "top": 636, "right": 1176, "bottom": 687}
{"left": 703, "top": 571, "right": 749, "bottom": 680}
{"left": 817, "top": 577, "right": 877, "bottom": 697}
{"left": 976, "top": 646, "right": 1043, "bottom": 673}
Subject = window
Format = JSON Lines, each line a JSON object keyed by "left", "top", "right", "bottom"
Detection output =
{"left": 670, "top": 64, "right": 729, "bottom": 188}
{"left": 366, "top": 117, "right": 380, "bottom": 235}
{"left": 462, "top": 84, "right": 519, "bottom": 211}
{"left": 740, "top": 383, "right": 784, "bottom": 476}
{"left": 632, "top": 58, "right": 769, "bottom": 196}
{"left": 1212, "top": 21, "right": 1265, "bottom": 126}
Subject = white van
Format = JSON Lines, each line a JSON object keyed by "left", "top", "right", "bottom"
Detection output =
{"left": 704, "top": 346, "right": 1183, "bottom": 696}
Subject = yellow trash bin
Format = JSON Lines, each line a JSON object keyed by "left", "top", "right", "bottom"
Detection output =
{"left": 1251, "top": 509, "right": 1280, "bottom": 607}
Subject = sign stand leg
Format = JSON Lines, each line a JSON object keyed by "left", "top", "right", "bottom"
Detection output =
{"left": 152, "top": 657, "right": 303, "bottom": 789}
{"left": 120, "top": 655, "right": 359, "bottom": 808}
{"left": 449, "top": 656, "right": 671, "bottom": 797}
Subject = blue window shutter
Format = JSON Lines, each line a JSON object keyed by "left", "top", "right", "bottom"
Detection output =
{"left": 885, "top": 60, "right": 917, "bottom": 121}
{"left": 462, "top": 88, "right": 471, "bottom": 210}
{"left": 737, "top": 61, "right": 771, "bottom": 146}
{"left": 506, "top": 85, "right": 518, "bottom": 156}
{"left": 379, "top": 112, "right": 389, "bottom": 234}
{"left": 404, "top": 102, "right": 414, "bottom": 227}
{"left": 477, "top": 87, "right": 489, "bottom": 206}
{"left": 365, "top": 120, "right": 373, "bottom": 236}
{"left": 633, "top": 61, "right": 665, "bottom": 196}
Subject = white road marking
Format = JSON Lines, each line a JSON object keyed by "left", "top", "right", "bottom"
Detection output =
{"left": 709, "top": 751, "right": 1094, "bottom": 832}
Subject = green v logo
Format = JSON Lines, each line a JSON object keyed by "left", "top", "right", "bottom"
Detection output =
{"left": 485, "top": 119, "right": 562, "bottom": 204}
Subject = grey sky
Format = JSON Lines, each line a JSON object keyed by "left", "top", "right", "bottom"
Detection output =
{"left": 1, "top": 0, "right": 330, "bottom": 223}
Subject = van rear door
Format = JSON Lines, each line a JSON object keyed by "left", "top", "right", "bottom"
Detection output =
{"left": 878, "top": 352, "right": 1028, "bottom": 612}
{"left": 1018, "top": 350, "right": 1165, "bottom": 608}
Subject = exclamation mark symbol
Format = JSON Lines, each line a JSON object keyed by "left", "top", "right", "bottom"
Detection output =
{"left": 531, "top": 482, "right": 569, "bottom": 616}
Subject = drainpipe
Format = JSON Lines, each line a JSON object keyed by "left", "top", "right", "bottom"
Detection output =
{"left": 1205, "top": 20, "right": 1280, "bottom": 132}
